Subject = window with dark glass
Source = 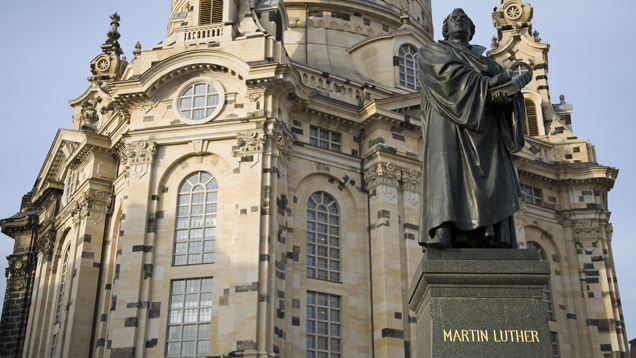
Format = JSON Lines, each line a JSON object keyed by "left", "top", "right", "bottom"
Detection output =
{"left": 306, "top": 192, "right": 340, "bottom": 282}
{"left": 166, "top": 278, "right": 213, "bottom": 357}
{"left": 306, "top": 291, "right": 341, "bottom": 358}
{"left": 55, "top": 246, "right": 70, "bottom": 323}
{"left": 309, "top": 126, "right": 341, "bottom": 152}
{"left": 520, "top": 184, "right": 542, "bottom": 206}
{"left": 527, "top": 242, "right": 555, "bottom": 321}
{"left": 398, "top": 45, "right": 419, "bottom": 89}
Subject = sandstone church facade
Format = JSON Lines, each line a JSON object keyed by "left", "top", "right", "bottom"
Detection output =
{"left": 0, "top": 0, "right": 627, "bottom": 357}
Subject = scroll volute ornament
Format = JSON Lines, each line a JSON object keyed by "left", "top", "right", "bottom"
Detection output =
{"left": 493, "top": 1, "right": 533, "bottom": 30}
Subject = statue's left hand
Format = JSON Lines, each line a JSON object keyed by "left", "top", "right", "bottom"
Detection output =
{"left": 492, "top": 90, "right": 513, "bottom": 106}
{"left": 489, "top": 72, "right": 511, "bottom": 88}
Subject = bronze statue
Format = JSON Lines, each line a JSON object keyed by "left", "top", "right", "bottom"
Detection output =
{"left": 418, "top": 8, "right": 529, "bottom": 250}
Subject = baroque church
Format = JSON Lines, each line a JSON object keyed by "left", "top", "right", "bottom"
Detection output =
{"left": 0, "top": 0, "right": 627, "bottom": 357}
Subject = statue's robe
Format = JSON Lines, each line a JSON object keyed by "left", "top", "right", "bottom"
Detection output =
{"left": 417, "top": 40, "right": 526, "bottom": 247}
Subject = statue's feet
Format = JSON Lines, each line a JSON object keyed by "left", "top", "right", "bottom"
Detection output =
{"left": 426, "top": 227, "right": 451, "bottom": 249}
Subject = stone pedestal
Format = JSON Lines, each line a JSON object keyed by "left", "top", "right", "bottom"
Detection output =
{"left": 408, "top": 249, "right": 553, "bottom": 357}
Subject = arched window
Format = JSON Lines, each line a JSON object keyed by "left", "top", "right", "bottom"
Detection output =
{"left": 55, "top": 245, "right": 71, "bottom": 323}
{"left": 174, "top": 172, "right": 218, "bottom": 266}
{"left": 398, "top": 44, "right": 420, "bottom": 90}
{"left": 512, "top": 64, "right": 530, "bottom": 77}
{"left": 527, "top": 242, "right": 554, "bottom": 320}
{"left": 306, "top": 192, "right": 340, "bottom": 282}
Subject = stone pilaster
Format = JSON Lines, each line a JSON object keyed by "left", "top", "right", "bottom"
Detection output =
{"left": 62, "top": 188, "right": 113, "bottom": 357}
{"left": 364, "top": 161, "right": 407, "bottom": 358}
{"left": 108, "top": 139, "right": 156, "bottom": 356}
{"left": 571, "top": 217, "right": 623, "bottom": 356}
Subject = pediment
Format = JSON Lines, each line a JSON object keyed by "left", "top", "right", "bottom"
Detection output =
{"left": 32, "top": 130, "right": 111, "bottom": 206}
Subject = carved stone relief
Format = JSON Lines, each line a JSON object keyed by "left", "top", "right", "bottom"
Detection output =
{"left": 122, "top": 140, "right": 157, "bottom": 179}
{"left": 6, "top": 255, "right": 34, "bottom": 291}
{"left": 574, "top": 219, "right": 601, "bottom": 239}
{"left": 37, "top": 230, "right": 56, "bottom": 258}
{"left": 233, "top": 130, "right": 265, "bottom": 156}
{"left": 605, "top": 223, "right": 613, "bottom": 239}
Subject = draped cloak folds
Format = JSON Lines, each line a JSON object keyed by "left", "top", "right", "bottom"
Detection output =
{"left": 417, "top": 40, "right": 526, "bottom": 247}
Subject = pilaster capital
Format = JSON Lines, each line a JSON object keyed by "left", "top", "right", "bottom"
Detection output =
{"left": 71, "top": 189, "right": 113, "bottom": 225}
{"left": 122, "top": 140, "right": 156, "bottom": 179}
{"left": 37, "top": 229, "right": 56, "bottom": 258}
{"left": 233, "top": 130, "right": 265, "bottom": 157}
{"left": 364, "top": 162, "right": 421, "bottom": 192}
{"left": 272, "top": 125, "right": 296, "bottom": 161}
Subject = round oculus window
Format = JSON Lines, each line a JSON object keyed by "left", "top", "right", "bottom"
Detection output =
{"left": 175, "top": 79, "right": 224, "bottom": 124}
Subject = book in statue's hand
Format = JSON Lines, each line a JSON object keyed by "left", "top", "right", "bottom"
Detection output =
{"left": 489, "top": 72, "right": 532, "bottom": 97}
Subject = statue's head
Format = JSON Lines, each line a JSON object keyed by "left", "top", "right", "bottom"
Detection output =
{"left": 442, "top": 8, "right": 475, "bottom": 42}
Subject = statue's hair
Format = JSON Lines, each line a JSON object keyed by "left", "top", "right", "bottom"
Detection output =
{"left": 442, "top": 8, "right": 475, "bottom": 41}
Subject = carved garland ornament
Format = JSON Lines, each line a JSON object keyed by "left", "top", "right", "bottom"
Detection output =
{"left": 573, "top": 219, "right": 601, "bottom": 239}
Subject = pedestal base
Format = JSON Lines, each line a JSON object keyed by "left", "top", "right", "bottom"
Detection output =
{"left": 408, "top": 249, "right": 553, "bottom": 357}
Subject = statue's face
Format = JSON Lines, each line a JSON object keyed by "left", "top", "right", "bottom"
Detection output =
{"left": 447, "top": 11, "right": 472, "bottom": 42}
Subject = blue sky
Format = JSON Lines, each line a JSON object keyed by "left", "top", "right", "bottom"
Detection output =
{"left": 0, "top": 0, "right": 634, "bottom": 342}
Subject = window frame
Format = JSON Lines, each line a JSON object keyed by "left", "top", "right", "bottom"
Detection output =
{"left": 306, "top": 192, "right": 341, "bottom": 283}
{"left": 306, "top": 291, "right": 342, "bottom": 358}
{"left": 49, "top": 333, "right": 58, "bottom": 358}
{"left": 173, "top": 171, "right": 218, "bottom": 266}
{"left": 309, "top": 126, "right": 341, "bottom": 153}
{"left": 173, "top": 78, "right": 225, "bottom": 125}
{"left": 550, "top": 331, "right": 560, "bottom": 358}
{"left": 397, "top": 44, "right": 420, "bottom": 90}
{"left": 55, "top": 245, "right": 71, "bottom": 324}
{"left": 166, "top": 278, "right": 213, "bottom": 358}
{"left": 527, "top": 242, "right": 555, "bottom": 321}
{"left": 520, "top": 184, "right": 543, "bottom": 206}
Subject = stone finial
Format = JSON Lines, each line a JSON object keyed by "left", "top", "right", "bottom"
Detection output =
{"left": 491, "top": 36, "right": 499, "bottom": 49}
{"left": 108, "top": 13, "right": 121, "bottom": 41}
{"left": 559, "top": 95, "right": 566, "bottom": 104}
{"left": 133, "top": 42, "right": 142, "bottom": 57}
{"left": 101, "top": 13, "right": 123, "bottom": 56}
{"left": 400, "top": 7, "right": 410, "bottom": 24}
{"left": 533, "top": 30, "right": 541, "bottom": 43}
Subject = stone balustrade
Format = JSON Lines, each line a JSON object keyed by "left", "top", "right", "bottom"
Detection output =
{"left": 180, "top": 24, "right": 225, "bottom": 43}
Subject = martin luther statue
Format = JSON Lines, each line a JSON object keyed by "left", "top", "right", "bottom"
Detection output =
{"left": 418, "top": 8, "right": 529, "bottom": 250}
